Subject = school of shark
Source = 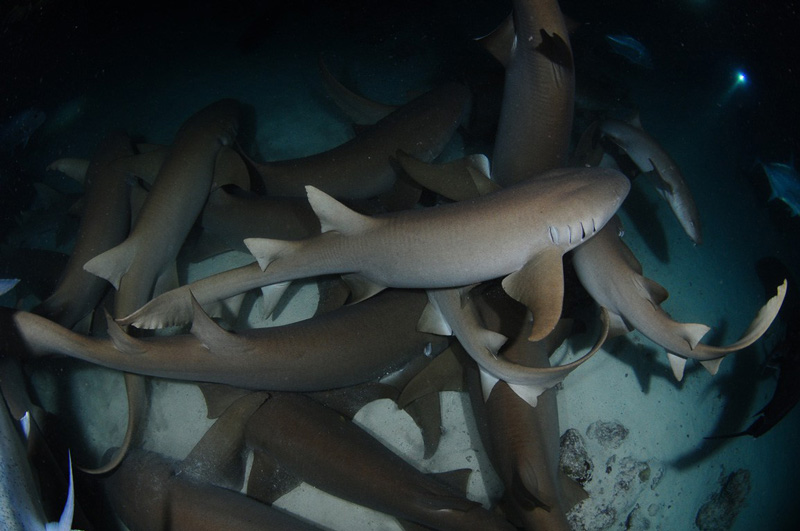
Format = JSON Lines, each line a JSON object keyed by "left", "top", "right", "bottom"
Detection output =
{"left": 1, "top": 0, "right": 797, "bottom": 529}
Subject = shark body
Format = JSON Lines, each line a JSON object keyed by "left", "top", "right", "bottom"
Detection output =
{"left": 572, "top": 216, "right": 786, "bottom": 380}
{"left": 252, "top": 82, "right": 470, "bottom": 200}
{"left": 491, "top": 0, "right": 574, "bottom": 185}
{"left": 12, "top": 290, "right": 449, "bottom": 392}
{"left": 761, "top": 159, "right": 800, "bottom": 217}
{"left": 600, "top": 117, "right": 702, "bottom": 244}
{"left": 34, "top": 131, "right": 134, "bottom": 328}
{"left": 121, "top": 167, "right": 630, "bottom": 341}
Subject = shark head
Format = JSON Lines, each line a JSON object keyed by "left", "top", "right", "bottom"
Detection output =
{"left": 537, "top": 167, "right": 630, "bottom": 251}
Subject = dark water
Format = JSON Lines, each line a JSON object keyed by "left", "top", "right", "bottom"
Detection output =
{"left": 2, "top": 1, "right": 799, "bottom": 529}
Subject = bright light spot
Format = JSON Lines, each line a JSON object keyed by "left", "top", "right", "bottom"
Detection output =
{"left": 736, "top": 71, "right": 747, "bottom": 84}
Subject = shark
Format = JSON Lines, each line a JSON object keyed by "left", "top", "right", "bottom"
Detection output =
{"left": 599, "top": 116, "right": 703, "bottom": 244}
{"left": 102, "top": 392, "right": 320, "bottom": 531}
{"left": 247, "top": 82, "right": 471, "bottom": 200}
{"left": 33, "top": 130, "right": 134, "bottom": 329}
{"left": 243, "top": 392, "right": 515, "bottom": 531}
{"left": 417, "top": 285, "right": 607, "bottom": 407}
{"left": 79, "top": 99, "right": 240, "bottom": 475}
{"left": 1, "top": 393, "right": 74, "bottom": 531}
{"left": 10, "top": 289, "right": 450, "bottom": 393}
{"left": 490, "top": 0, "right": 575, "bottom": 185}
{"left": 82, "top": 99, "right": 241, "bottom": 304}
{"left": 760, "top": 158, "right": 800, "bottom": 217}
{"left": 571, "top": 216, "right": 786, "bottom": 380}
{"left": 605, "top": 34, "right": 654, "bottom": 69}
{"left": 119, "top": 166, "right": 630, "bottom": 342}
{"left": 466, "top": 284, "right": 589, "bottom": 530}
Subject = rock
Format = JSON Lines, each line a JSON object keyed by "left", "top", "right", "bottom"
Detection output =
{"left": 560, "top": 428, "right": 594, "bottom": 485}
{"left": 586, "top": 419, "right": 629, "bottom": 450}
{"left": 613, "top": 457, "right": 650, "bottom": 496}
{"left": 695, "top": 469, "right": 752, "bottom": 531}
{"left": 625, "top": 503, "right": 651, "bottom": 530}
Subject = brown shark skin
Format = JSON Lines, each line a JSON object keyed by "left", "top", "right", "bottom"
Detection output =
{"left": 34, "top": 130, "right": 134, "bottom": 328}
{"left": 492, "top": 0, "right": 575, "bottom": 185}
{"left": 571, "top": 216, "right": 786, "bottom": 364}
{"left": 83, "top": 99, "right": 241, "bottom": 309}
{"left": 252, "top": 83, "right": 470, "bottom": 200}
{"left": 103, "top": 449, "right": 320, "bottom": 531}
{"left": 12, "top": 290, "right": 449, "bottom": 392}
{"left": 121, "top": 167, "right": 630, "bottom": 330}
{"left": 600, "top": 118, "right": 702, "bottom": 244}
{"left": 78, "top": 100, "right": 240, "bottom": 475}
{"left": 244, "top": 393, "right": 515, "bottom": 531}
{"left": 199, "top": 186, "right": 319, "bottom": 253}
{"left": 468, "top": 288, "right": 582, "bottom": 530}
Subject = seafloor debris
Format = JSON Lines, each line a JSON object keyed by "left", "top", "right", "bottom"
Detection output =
{"left": 587, "top": 419, "right": 630, "bottom": 450}
{"left": 560, "top": 427, "right": 594, "bottom": 485}
{"left": 695, "top": 469, "right": 752, "bottom": 531}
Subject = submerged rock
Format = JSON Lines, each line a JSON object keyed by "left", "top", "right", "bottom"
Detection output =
{"left": 695, "top": 469, "right": 751, "bottom": 531}
{"left": 560, "top": 428, "right": 594, "bottom": 485}
{"left": 587, "top": 419, "right": 629, "bottom": 450}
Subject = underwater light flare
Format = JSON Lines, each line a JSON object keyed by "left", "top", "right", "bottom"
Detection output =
{"left": 717, "top": 68, "right": 749, "bottom": 107}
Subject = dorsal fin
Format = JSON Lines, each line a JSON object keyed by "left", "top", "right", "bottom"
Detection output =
{"left": 627, "top": 111, "right": 643, "bottom": 129}
{"left": 679, "top": 322, "right": 711, "bottom": 349}
{"left": 179, "top": 391, "right": 268, "bottom": 490}
{"left": 341, "top": 273, "right": 386, "bottom": 304}
{"left": 475, "top": 13, "right": 514, "bottom": 67}
{"left": 404, "top": 393, "right": 443, "bottom": 459}
{"left": 105, "top": 310, "right": 147, "bottom": 355}
{"left": 247, "top": 449, "right": 301, "bottom": 505}
{"left": 198, "top": 383, "right": 253, "bottom": 419}
{"left": 305, "top": 185, "right": 375, "bottom": 235}
{"left": 189, "top": 292, "right": 237, "bottom": 352}
{"left": 397, "top": 347, "right": 464, "bottom": 408}
{"left": 633, "top": 275, "right": 669, "bottom": 306}
{"left": 417, "top": 298, "right": 453, "bottom": 336}
{"left": 511, "top": 459, "right": 551, "bottom": 511}
{"left": 83, "top": 242, "right": 136, "bottom": 290}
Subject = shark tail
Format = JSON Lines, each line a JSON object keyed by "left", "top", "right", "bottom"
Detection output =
{"left": 83, "top": 241, "right": 136, "bottom": 290}
{"left": 80, "top": 373, "right": 147, "bottom": 475}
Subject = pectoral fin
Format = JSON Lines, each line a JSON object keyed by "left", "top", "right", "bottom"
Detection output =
{"left": 502, "top": 248, "right": 565, "bottom": 341}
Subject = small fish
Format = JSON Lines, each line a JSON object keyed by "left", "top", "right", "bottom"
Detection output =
{"left": 605, "top": 34, "right": 653, "bottom": 69}
{"left": 761, "top": 159, "right": 800, "bottom": 217}
{"left": 0, "top": 108, "right": 46, "bottom": 151}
